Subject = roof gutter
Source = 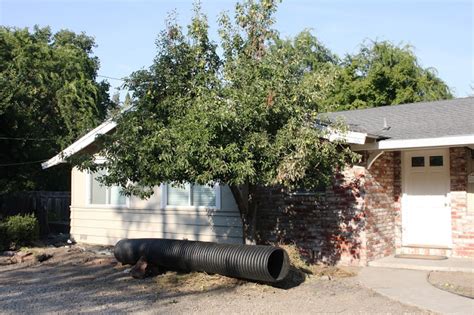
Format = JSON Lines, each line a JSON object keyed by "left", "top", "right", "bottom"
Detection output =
{"left": 351, "top": 134, "right": 474, "bottom": 151}
{"left": 315, "top": 123, "right": 368, "bottom": 145}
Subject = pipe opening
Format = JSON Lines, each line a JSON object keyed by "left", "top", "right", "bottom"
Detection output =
{"left": 267, "top": 249, "right": 285, "bottom": 280}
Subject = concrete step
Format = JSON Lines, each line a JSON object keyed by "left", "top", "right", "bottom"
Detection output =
{"left": 398, "top": 245, "right": 452, "bottom": 257}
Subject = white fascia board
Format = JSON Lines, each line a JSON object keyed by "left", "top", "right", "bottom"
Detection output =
{"left": 327, "top": 129, "right": 368, "bottom": 145}
{"left": 351, "top": 134, "right": 474, "bottom": 151}
{"left": 317, "top": 124, "right": 367, "bottom": 145}
{"left": 41, "top": 120, "right": 117, "bottom": 169}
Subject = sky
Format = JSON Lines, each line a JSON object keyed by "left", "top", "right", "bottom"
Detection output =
{"left": 1, "top": 0, "right": 473, "bottom": 98}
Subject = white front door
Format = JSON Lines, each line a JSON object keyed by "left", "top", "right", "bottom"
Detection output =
{"left": 402, "top": 149, "right": 451, "bottom": 247}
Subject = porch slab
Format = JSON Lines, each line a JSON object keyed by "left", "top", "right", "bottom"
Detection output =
{"left": 358, "top": 267, "right": 474, "bottom": 314}
{"left": 368, "top": 255, "right": 474, "bottom": 273}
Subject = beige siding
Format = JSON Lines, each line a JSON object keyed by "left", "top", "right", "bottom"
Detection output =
{"left": 70, "top": 167, "right": 243, "bottom": 246}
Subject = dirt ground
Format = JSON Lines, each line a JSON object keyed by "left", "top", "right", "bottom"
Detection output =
{"left": 0, "top": 245, "right": 430, "bottom": 314}
{"left": 428, "top": 270, "right": 474, "bottom": 299}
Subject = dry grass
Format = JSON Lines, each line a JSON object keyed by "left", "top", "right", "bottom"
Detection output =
{"left": 152, "top": 244, "right": 357, "bottom": 293}
{"left": 155, "top": 271, "right": 245, "bottom": 294}
{"left": 278, "top": 244, "right": 356, "bottom": 279}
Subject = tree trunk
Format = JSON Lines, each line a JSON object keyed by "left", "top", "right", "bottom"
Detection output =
{"left": 229, "top": 184, "right": 257, "bottom": 245}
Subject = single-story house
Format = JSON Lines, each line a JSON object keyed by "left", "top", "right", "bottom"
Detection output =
{"left": 43, "top": 97, "right": 474, "bottom": 266}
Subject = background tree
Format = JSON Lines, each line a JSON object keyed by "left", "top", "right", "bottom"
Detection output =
{"left": 123, "top": 93, "right": 132, "bottom": 108}
{"left": 0, "top": 26, "right": 113, "bottom": 193}
{"left": 324, "top": 41, "right": 452, "bottom": 110}
{"left": 78, "top": 1, "right": 358, "bottom": 242}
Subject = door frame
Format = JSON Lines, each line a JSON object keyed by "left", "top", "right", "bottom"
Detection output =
{"left": 401, "top": 148, "right": 452, "bottom": 247}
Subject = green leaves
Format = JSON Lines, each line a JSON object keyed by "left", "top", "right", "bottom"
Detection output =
{"left": 73, "top": 1, "right": 451, "bottom": 202}
{"left": 325, "top": 41, "right": 452, "bottom": 110}
{"left": 90, "top": 0, "right": 357, "bottom": 199}
{"left": 0, "top": 26, "right": 113, "bottom": 192}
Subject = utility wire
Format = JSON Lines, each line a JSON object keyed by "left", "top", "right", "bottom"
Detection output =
{"left": 0, "top": 137, "right": 57, "bottom": 141}
{"left": 0, "top": 159, "right": 48, "bottom": 167}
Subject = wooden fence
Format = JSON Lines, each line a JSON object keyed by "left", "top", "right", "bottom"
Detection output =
{"left": 0, "top": 191, "right": 71, "bottom": 235}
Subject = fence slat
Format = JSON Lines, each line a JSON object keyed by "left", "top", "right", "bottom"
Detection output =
{"left": 0, "top": 191, "right": 71, "bottom": 236}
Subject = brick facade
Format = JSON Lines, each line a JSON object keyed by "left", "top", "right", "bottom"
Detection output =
{"left": 255, "top": 147, "right": 474, "bottom": 265}
{"left": 255, "top": 151, "right": 401, "bottom": 266}
{"left": 363, "top": 151, "right": 401, "bottom": 261}
{"left": 450, "top": 147, "right": 474, "bottom": 257}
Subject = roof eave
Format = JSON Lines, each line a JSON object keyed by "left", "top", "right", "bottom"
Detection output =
{"left": 41, "top": 120, "right": 117, "bottom": 169}
{"left": 350, "top": 134, "right": 474, "bottom": 151}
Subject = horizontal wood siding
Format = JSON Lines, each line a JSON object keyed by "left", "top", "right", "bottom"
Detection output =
{"left": 70, "top": 168, "right": 243, "bottom": 246}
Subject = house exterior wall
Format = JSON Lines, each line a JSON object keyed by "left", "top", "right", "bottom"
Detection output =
{"left": 254, "top": 146, "right": 474, "bottom": 265}
{"left": 70, "top": 167, "right": 243, "bottom": 246}
{"left": 254, "top": 151, "right": 401, "bottom": 266}
{"left": 69, "top": 146, "right": 474, "bottom": 261}
{"left": 363, "top": 151, "right": 401, "bottom": 261}
{"left": 450, "top": 147, "right": 474, "bottom": 257}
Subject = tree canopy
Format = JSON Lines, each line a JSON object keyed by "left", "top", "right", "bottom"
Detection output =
{"left": 77, "top": 1, "right": 358, "bottom": 240}
{"left": 70, "top": 0, "right": 451, "bottom": 241}
{"left": 0, "top": 26, "right": 113, "bottom": 193}
{"left": 324, "top": 41, "right": 452, "bottom": 111}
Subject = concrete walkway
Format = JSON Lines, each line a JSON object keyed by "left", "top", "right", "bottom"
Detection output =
{"left": 368, "top": 256, "right": 474, "bottom": 273}
{"left": 358, "top": 267, "right": 474, "bottom": 314}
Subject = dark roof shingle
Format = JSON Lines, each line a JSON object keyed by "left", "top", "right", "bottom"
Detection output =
{"left": 327, "top": 97, "right": 474, "bottom": 140}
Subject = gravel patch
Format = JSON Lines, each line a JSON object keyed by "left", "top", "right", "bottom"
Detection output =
{"left": 0, "top": 246, "right": 430, "bottom": 314}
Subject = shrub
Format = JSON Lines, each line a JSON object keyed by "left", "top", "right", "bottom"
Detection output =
{"left": 0, "top": 214, "right": 39, "bottom": 249}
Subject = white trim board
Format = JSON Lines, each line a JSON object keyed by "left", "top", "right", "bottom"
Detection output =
{"left": 41, "top": 120, "right": 117, "bottom": 169}
{"left": 316, "top": 124, "right": 368, "bottom": 145}
{"left": 351, "top": 135, "right": 474, "bottom": 151}
{"left": 43, "top": 120, "right": 369, "bottom": 170}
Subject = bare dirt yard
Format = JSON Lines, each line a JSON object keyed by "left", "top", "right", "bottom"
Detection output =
{"left": 0, "top": 245, "right": 430, "bottom": 314}
{"left": 428, "top": 270, "right": 474, "bottom": 299}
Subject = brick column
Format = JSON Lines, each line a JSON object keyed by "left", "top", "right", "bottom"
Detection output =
{"left": 450, "top": 147, "right": 474, "bottom": 257}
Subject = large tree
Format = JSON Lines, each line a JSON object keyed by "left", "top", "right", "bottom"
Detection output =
{"left": 0, "top": 26, "right": 113, "bottom": 193}
{"left": 77, "top": 1, "right": 358, "bottom": 242}
{"left": 324, "top": 41, "right": 452, "bottom": 111}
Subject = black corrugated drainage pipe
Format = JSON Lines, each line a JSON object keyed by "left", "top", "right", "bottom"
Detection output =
{"left": 114, "top": 238, "right": 290, "bottom": 283}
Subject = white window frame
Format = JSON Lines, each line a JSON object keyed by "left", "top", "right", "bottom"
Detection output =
{"left": 160, "top": 183, "right": 221, "bottom": 210}
{"left": 85, "top": 170, "right": 130, "bottom": 209}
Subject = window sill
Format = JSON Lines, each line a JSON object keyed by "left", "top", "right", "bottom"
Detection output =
{"left": 163, "top": 205, "right": 219, "bottom": 211}
{"left": 85, "top": 204, "right": 129, "bottom": 209}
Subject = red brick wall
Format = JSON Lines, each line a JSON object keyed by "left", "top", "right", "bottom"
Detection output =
{"left": 255, "top": 147, "right": 474, "bottom": 263}
{"left": 254, "top": 167, "right": 366, "bottom": 265}
{"left": 450, "top": 147, "right": 474, "bottom": 257}
{"left": 363, "top": 151, "right": 401, "bottom": 261}
{"left": 255, "top": 151, "right": 401, "bottom": 266}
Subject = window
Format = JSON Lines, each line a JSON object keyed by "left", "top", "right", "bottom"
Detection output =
{"left": 164, "top": 183, "right": 218, "bottom": 208}
{"left": 429, "top": 156, "right": 443, "bottom": 167}
{"left": 411, "top": 156, "right": 425, "bottom": 167}
{"left": 89, "top": 170, "right": 127, "bottom": 206}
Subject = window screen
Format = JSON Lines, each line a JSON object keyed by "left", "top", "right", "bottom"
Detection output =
{"left": 90, "top": 171, "right": 126, "bottom": 205}
{"left": 167, "top": 183, "right": 190, "bottom": 206}
{"left": 192, "top": 185, "right": 216, "bottom": 207}
{"left": 91, "top": 171, "right": 107, "bottom": 204}
{"left": 110, "top": 185, "right": 126, "bottom": 205}
{"left": 166, "top": 183, "right": 217, "bottom": 207}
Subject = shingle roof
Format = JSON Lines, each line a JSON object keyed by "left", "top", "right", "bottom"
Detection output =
{"left": 326, "top": 97, "right": 474, "bottom": 140}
